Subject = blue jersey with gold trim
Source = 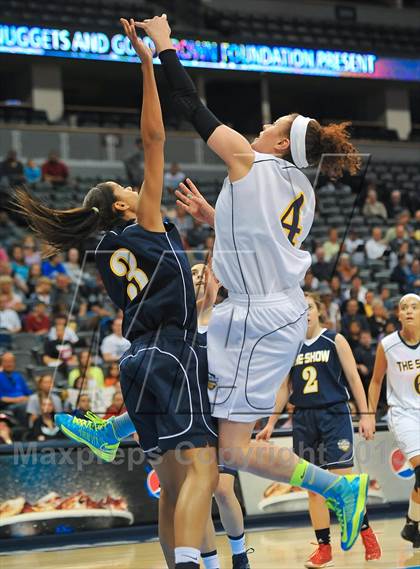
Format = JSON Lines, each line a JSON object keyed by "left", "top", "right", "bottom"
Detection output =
{"left": 290, "top": 328, "right": 350, "bottom": 408}
{"left": 95, "top": 219, "right": 197, "bottom": 341}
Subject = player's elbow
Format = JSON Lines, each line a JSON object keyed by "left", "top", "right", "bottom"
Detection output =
{"left": 142, "top": 130, "right": 166, "bottom": 147}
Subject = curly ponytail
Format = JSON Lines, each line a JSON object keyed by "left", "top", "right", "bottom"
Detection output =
{"left": 13, "top": 182, "right": 122, "bottom": 256}
{"left": 285, "top": 113, "right": 361, "bottom": 178}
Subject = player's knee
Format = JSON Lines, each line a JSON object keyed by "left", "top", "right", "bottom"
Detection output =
{"left": 159, "top": 485, "right": 178, "bottom": 507}
{"left": 214, "top": 482, "right": 234, "bottom": 506}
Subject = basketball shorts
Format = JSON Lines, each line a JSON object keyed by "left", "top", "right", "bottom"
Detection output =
{"left": 207, "top": 290, "right": 308, "bottom": 423}
{"left": 388, "top": 406, "right": 420, "bottom": 461}
{"left": 293, "top": 402, "right": 354, "bottom": 469}
{"left": 119, "top": 328, "right": 218, "bottom": 457}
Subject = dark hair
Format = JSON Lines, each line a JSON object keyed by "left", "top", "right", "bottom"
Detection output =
{"left": 285, "top": 113, "right": 361, "bottom": 179}
{"left": 13, "top": 183, "right": 122, "bottom": 256}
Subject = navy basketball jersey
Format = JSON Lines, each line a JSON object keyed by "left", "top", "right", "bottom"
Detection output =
{"left": 289, "top": 328, "right": 350, "bottom": 408}
{"left": 95, "top": 219, "right": 197, "bottom": 341}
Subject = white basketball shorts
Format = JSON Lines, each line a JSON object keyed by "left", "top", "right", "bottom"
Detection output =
{"left": 207, "top": 289, "right": 308, "bottom": 423}
{"left": 388, "top": 406, "right": 420, "bottom": 461}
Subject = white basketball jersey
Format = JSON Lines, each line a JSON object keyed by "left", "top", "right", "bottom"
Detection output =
{"left": 382, "top": 331, "right": 420, "bottom": 409}
{"left": 212, "top": 152, "right": 315, "bottom": 296}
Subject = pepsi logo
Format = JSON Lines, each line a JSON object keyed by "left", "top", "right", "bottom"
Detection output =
{"left": 146, "top": 468, "right": 161, "bottom": 499}
{"left": 390, "top": 448, "right": 414, "bottom": 480}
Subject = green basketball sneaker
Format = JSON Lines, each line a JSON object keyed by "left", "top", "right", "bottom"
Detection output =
{"left": 55, "top": 411, "right": 120, "bottom": 462}
{"left": 325, "top": 473, "right": 369, "bottom": 551}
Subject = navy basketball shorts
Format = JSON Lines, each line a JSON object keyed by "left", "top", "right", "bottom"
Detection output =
{"left": 119, "top": 329, "right": 218, "bottom": 457}
{"left": 292, "top": 402, "right": 354, "bottom": 469}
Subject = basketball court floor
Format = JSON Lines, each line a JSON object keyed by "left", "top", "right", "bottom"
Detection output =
{"left": 3, "top": 518, "right": 419, "bottom": 568}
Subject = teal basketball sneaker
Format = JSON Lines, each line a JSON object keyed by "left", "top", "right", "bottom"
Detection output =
{"left": 325, "top": 473, "right": 369, "bottom": 551}
{"left": 55, "top": 411, "right": 120, "bottom": 462}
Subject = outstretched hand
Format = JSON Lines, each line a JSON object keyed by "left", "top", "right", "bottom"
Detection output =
{"left": 120, "top": 18, "right": 153, "bottom": 62}
{"left": 135, "top": 14, "right": 173, "bottom": 53}
{"left": 175, "top": 178, "right": 215, "bottom": 227}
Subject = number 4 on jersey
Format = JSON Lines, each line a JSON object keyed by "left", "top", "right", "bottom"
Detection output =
{"left": 280, "top": 192, "right": 305, "bottom": 246}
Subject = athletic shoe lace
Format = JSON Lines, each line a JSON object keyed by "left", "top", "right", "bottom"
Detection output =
{"left": 72, "top": 412, "right": 107, "bottom": 432}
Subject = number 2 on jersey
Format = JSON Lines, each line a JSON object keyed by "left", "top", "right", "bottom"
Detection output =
{"left": 280, "top": 192, "right": 305, "bottom": 246}
{"left": 110, "top": 248, "right": 149, "bottom": 300}
{"left": 302, "top": 365, "right": 319, "bottom": 394}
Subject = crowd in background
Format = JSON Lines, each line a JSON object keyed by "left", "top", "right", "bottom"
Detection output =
{"left": 0, "top": 148, "right": 419, "bottom": 445}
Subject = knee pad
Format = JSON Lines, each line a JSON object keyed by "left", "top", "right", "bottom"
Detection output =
{"left": 415, "top": 465, "right": 420, "bottom": 492}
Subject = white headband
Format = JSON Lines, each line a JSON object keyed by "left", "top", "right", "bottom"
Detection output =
{"left": 290, "top": 115, "right": 313, "bottom": 169}
{"left": 399, "top": 293, "right": 420, "bottom": 305}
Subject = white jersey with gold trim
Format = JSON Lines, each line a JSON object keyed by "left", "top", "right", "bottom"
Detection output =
{"left": 382, "top": 331, "right": 420, "bottom": 410}
{"left": 212, "top": 151, "right": 315, "bottom": 298}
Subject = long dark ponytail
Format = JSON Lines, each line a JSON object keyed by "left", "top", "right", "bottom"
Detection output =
{"left": 13, "top": 182, "right": 122, "bottom": 255}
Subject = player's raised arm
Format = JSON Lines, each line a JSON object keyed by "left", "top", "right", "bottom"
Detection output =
{"left": 367, "top": 342, "right": 387, "bottom": 418}
{"left": 121, "top": 18, "right": 165, "bottom": 232}
{"left": 335, "top": 334, "right": 375, "bottom": 440}
{"left": 136, "top": 15, "right": 254, "bottom": 182}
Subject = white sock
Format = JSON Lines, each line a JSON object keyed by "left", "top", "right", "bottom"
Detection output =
{"left": 408, "top": 498, "right": 420, "bottom": 522}
{"left": 202, "top": 550, "right": 220, "bottom": 568}
{"left": 228, "top": 532, "right": 246, "bottom": 555}
{"left": 175, "top": 546, "right": 201, "bottom": 565}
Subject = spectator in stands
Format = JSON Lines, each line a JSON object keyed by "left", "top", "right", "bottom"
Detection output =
{"left": 346, "top": 320, "right": 362, "bottom": 351}
{"left": 28, "top": 397, "right": 62, "bottom": 441}
{"left": 0, "top": 352, "right": 32, "bottom": 425}
{"left": 302, "top": 269, "right": 319, "bottom": 292}
{"left": 26, "top": 263, "right": 42, "bottom": 295}
{"left": 186, "top": 219, "right": 210, "bottom": 251}
{"left": 41, "top": 151, "right": 69, "bottom": 185}
{"left": 64, "top": 248, "right": 84, "bottom": 285}
{"left": 0, "top": 412, "right": 14, "bottom": 444}
{"left": 343, "top": 275, "right": 368, "bottom": 303}
{"left": 104, "top": 389, "right": 126, "bottom": 419}
{"left": 24, "top": 159, "right": 42, "bottom": 185}
{"left": 336, "top": 253, "right": 357, "bottom": 284}
{"left": 101, "top": 317, "right": 130, "bottom": 363}
{"left": 0, "top": 150, "right": 25, "bottom": 186}
{"left": 41, "top": 253, "right": 67, "bottom": 278}
{"left": 384, "top": 210, "right": 411, "bottom": 243}
{"left": 407, "top": 258, "right": 420, "bottom": 294}
{"left": 362, "top": 188, "right": 387, "bottom": 220}
{"left": 104, "top": 361, "right": 121, "bottom": 387}
{"left": 10, "top": 244, "right": 29, "bottom": 282}
{"left": 344, "top": 229, "right": 364, "bottom": 256}
{"left": 368, "top": 299, "right": 388, "bottom": 339}
{"left": 354, "top": 330, "right": 375, "bottom": 394}
{"left": 391, "top": 253, "right": 410, "bottom": 294}
{"left": 48, "top": 314, "right": 79, "bottom": 343}
{"left": 124, "top": 137, "right": 143, "bottom": 189}
{"left": 330, "top": 275, "right": 344, "bottom": 304}
{"left": 389, "top": 241, "right": 413, "bottom": 271}
{"left": 0, "top": 211, "right": 25, "bottom": 249}
{"left": 389, "top": 223, "right": 413, "bottom": 254}
{"left": 28, "top": 276, "right": 53, "bottom": 309}
{"left": 26, "top": 374, "right": 63, "bottom": 426}
{"left": 414, "top": 209, "right": 420, "bottom": 241}
{"left": 68, "top": 349, "right": 104, "bottom": 389}
{"left": 51, "top": 273, "right": 75, "bottom": 310}
{"left": 0, "top": 275, "right": 25, "bottom": 312}
{"left": 383, "top": 320, "right": 397, "bottom": 338}
{"left": 24, "top": 301, "right": 50, "bottom": 334}
{"left": 43, "top": 322, "right": 78, "bottom": 371}
{"left": 323, "top": 227, "right": 340, "bottom": 262}
{"left": 365, "top": 227, "right": 387, "bottom": 260}
{"left": 364, "top": 290, "right": 376, "bottom": 318}
{"left": 22, "top": 235, "right": 41, "bottom": 266}
{"left": 386, "top": 189, "right": 404, "bottom": 219}
{"left": 0, "top": 293, "right": 21, "bottom": 333}
{"left": 163, "top": 162, "right": 186, "bottom": 200}
{"left": 379, "top": 285, "right": 393, "bottom": 311}
{"left": 318, "top": 284, "right": 341, "bottom": 330}
{"left": 341, "top": 299, "right": 369, "bottom": 337}
{"left": 311, "top": 247, "right": 332, "bottom": 282}
{"left": 71, "top": 393, "right": 90, "bottom": 419}
{"left": 175, "top": 203, "right": 194, "bottom": 240}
